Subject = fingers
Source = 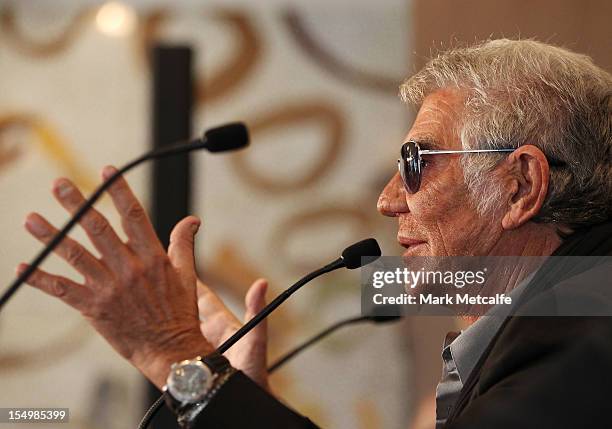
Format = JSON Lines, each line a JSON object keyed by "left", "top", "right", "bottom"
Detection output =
{"left": 197, "top": 279, "right": 233, "bottom": 317}
{"left": 17, "top": 263, "right": 92, "bottom": 310}
{"left": 197, "top": 279, "right": 242, "bottom": 347}
{"left": 24, "top": 213, "right": 109, "bottom": 282}
{"left": 101, "top": 166, "right": 164, "bottom": 258}
{"left": 168, "top": 216, "right": 201, "bottom": 286}
{"left": 51, "top": 178, "right": 130, "bottom": 266}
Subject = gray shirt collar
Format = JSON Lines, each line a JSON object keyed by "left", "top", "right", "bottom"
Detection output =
{"left": 434, "top": 270, "right": 538, "bottom": 428}
{"left": 446, "top": 270, "right": 536, "bottom": 383}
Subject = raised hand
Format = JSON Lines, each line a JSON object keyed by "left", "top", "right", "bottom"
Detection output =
{"left": 19, "top": 166, "right": 212, "bottom": 389}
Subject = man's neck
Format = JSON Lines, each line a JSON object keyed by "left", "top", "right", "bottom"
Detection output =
{"left": 463, "top": 223, "right": 564, "bottom": 326}
{"left": 489, "top": 222, "right": 563, "bottom": 257}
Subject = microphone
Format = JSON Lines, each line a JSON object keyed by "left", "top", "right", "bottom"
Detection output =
{"left": 217, "top": 238, "right": 382, "bottom": 353}
{"left": 201, "top": 123, "right": 248, "bottom": 152}
{"left": 268, "top": 311, "right": 402, "bottom": 374}
{"left": 340, "top": 238, "right": 381, "bottom": 269}
{"left": 137, "top": 238, "right": 382, "bottom": 429}
{"left": 0, "top": 122, "right": 249, "bottom": 311}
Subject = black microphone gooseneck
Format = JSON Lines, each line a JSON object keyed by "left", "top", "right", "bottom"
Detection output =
{"left": 267, "top": 312, "right": 402, "bottom": 374}
{"left": 137, "top": 238, "right": 382, "bottom": 429}
{"left": 217, "top": 238, "right": 382, "bottom": 353}
{"left": 268, "top": 316, "right": 367, "bottom": 374}
{"left": 218, "top": 259, "right": 343, "bottom": 354}
{"left": 0, "top": 122, "right": 249, "bottom": 312}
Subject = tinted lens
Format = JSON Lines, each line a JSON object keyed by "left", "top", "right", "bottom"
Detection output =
{"left": 399, "top": 141, "right": 421, "bottom": 193}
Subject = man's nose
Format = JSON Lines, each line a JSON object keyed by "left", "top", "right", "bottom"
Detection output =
{"left": 377, "top": 173, "right": 410, "bottom": 216}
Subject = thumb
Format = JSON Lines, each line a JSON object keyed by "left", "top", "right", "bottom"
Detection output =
{"left": 220, "top": 279, "right": 270, "bottom": 390}
{"left": 168, "top": 216, "right": 201, "bottom": 285}
{"left": 244, "top": 278, "right": 268, "bottom": 323}
{"left": 241, "top": 278, "right": 269, "bottom": 389}
{"left": 243, "top": 278, "right": 269, "bottom": 352}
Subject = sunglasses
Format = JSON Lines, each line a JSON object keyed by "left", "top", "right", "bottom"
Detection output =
{"left": 397, "top": 141, "right": 515, "bottom": 194}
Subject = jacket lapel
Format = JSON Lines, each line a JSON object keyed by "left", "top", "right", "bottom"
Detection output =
{"left": 444, "top": 221, "right": 612, "bottom": 425}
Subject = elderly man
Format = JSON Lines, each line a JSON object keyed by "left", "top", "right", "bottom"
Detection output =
{"left": 18, "top": 39, "right": 612, "bottom": 428}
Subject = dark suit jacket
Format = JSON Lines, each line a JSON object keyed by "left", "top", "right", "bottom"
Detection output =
{"left": 192, "top": 221, "right": 612, "bottom": 429}
{"left": 445, "top": 221, "right": 612, "bottom": 428}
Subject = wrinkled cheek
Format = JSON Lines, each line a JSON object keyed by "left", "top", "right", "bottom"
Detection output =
{"left": 419, "top": 199, "right": 470, "bottom": 255}
{"left": 409, "top": 189, "right": 451, "bottom": 220}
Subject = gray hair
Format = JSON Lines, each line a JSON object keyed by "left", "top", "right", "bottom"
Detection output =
{"left": 400, "top": 39, "right": 612, "bottom": 229}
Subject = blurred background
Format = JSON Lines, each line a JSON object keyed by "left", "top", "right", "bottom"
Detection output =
{"left": 0, "top": 0, "right": 609, "bottom": 428}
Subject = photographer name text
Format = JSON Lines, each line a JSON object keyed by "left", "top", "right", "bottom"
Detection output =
{"left": 372, "top": 292, "right": 512, "bottom": 306}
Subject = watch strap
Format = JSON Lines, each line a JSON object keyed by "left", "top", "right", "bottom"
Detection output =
{"left": 202, "top": 352, "right": 231, "bottom": 374}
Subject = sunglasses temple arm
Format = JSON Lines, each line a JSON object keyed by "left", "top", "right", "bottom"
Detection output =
{"left": 419, "top": 148, "right": 515, "bottom": 155}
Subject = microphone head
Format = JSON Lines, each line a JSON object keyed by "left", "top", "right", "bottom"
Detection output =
{"left": 203, "top": 122, "right": 249, "bottom": 152}
{"left": 341, "top": 238, "right": 382, "bottom": 269}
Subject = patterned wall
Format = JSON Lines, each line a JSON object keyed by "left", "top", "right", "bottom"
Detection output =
{"left": 0, "top": 1, "right": 420, "bottom": 428}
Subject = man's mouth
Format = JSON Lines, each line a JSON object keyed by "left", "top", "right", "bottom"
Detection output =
{"left": 397, "top": 236, "right": 427, "bottom": 254}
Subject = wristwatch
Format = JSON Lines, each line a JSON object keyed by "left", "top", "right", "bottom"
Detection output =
{"left": 163, "top": 352, "right": 235, "bottom": 428}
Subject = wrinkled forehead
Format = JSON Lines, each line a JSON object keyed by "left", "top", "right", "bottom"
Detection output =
{"left": 405, "top": 89, "right": 465, "bottom": 151}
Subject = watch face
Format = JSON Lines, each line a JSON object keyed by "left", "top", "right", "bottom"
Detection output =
{"left": 167, "top": 359, "right": 214, "bottom": 404}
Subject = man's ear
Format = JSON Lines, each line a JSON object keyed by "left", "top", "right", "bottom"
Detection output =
{"left": 501, "top": 145, "right": 550, "bottom": 230}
